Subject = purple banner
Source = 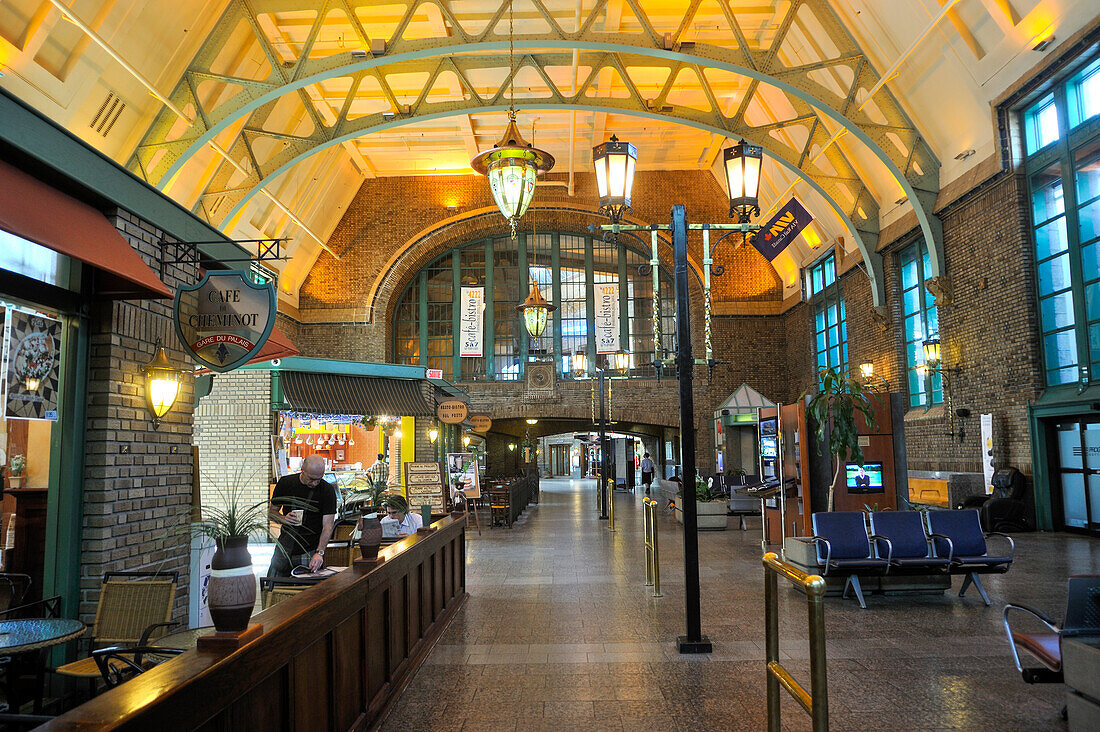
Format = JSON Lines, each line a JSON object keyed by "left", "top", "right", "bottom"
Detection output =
{"left": 750, "top": 199, "right": 813, "bottom": 261}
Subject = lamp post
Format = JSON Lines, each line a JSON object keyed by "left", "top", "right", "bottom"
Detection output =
{"left": 592, "top": 136, "right": 764, "bottom": 655}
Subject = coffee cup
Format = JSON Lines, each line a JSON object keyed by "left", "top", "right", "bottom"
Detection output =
{"left": 287, "top": 509, "right": 304, "bottom": 526}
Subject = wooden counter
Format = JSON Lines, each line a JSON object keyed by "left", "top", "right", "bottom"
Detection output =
{"left": 43, "top": 515, "right": 467, "bottom": 731}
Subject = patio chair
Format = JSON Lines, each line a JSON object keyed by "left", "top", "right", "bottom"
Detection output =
{"left": 260, "top": 577, "right": 308, "bottom": 609}
{"left": 1003, "top": 575, "right": 1100, "bottom": 685}
{"left": 867, "top": 511, "right": 952, "bottom": 573}
{"left": 0, "top": 574, "right": 31, "bottom": 613}
{"left": 795, "top": 511, "right": 891, "bottom": 609}
{"left": 91, "top": 645, "right": 186, "bottom": 689}
{"left": 925, "top": 509, "right": 1014, "bottom": 606}
{"left": 54, "top": 571, "right": 179, "bottom": 694}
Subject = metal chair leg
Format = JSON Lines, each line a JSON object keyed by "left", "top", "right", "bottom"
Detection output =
{"left": 959, "top": 573, "right": 973, "bottom": 598}
{"left": 845, "top": 576, "right": 868, "bottom": 609}
{"left": 966, "top": 573, "right": 991, "bottom": 606}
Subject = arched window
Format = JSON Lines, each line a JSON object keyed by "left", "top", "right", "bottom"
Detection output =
{"left": 393, "top": 232, "right": 676, "bottom": 381}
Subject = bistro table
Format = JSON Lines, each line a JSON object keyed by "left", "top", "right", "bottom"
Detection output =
{"left": 151, "top": 626, "right": 214, "bottom": 651}
{"left": 0, "top": 618, "right": 85, "bottom": 712}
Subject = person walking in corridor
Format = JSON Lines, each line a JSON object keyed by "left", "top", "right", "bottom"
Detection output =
{"left": 641, "top": 453, "right": 655, "bottom": 495}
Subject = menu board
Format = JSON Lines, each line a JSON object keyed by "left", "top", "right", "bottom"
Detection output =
{"left": 404, "top": 461, "right": 447, "bottom": 513}
{"left": 447, "top": 452, "right": 481, "bottom": 499}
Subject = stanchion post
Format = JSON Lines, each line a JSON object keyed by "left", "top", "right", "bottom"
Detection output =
{"left": 650, "top": 500, "right": 662, "bottom": 598}
{"left": 643, "top": 498, "right": 654, "bottom": 586}
{"left": 608, "top": 478, "right": 615, "bottom": 532}
{"left": 808, "top": 579, "right": 829, "bottom": 732}
{"left": 765, "top": 553, "right": 781, "bottom": 732}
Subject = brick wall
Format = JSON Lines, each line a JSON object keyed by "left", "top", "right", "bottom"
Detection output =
{"left": 80, "top": 210, "right": 199, "bottom": 622}
{"left": 193, "top": 370, "right": 273, "bottom": 521}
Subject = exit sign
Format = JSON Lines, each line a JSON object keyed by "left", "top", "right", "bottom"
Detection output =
{"left": 426, "top": 369, "right": 443, "bottom": 379}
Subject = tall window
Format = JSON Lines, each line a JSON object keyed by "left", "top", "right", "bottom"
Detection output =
{"left": 1025, "top": 55, "right": 1100, "bottom": 388}
{"left": 808, "top": 253, "right": 847, "bottom": 372}
{"left": 900, "top": 243, "right": 942, "bottom": 407}
{"left": 393, "top": 233, "right": 676, "bottom": 381}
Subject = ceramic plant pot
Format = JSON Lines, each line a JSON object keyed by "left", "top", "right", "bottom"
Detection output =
{"left": 208, "top": 535, "right": 255, "bottom": 633}
{"left": 358, "top": 516, "right": 383, "bottom": 560}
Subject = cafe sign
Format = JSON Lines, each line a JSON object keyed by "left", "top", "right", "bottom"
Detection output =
{"left": 437, "top": 400, "right": 468, "bottom": 424}
{"left": 470, "top": 414, "right": 492, "bottom": 433}
{"left": 173, "top": 270, "right": 276, "bottom": 372}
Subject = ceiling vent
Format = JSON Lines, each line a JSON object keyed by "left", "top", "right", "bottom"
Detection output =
{"left": 89, "top": 91, "right": 125, "bottom": 138}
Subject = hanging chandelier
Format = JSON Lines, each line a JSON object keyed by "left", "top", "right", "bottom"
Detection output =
{"left": 469, "top": 0, "right": 554, "bottom": 237}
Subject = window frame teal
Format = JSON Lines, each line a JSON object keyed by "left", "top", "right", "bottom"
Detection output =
{"left": 899, "top": 241, "right": 943, "bottom": 408}
{"left": 807, "top": 252, "right": 848, "bottom": 373}
{"left": 1024, "top": 57, "right": 1100, "bottom": 390}
{"left": 392, "top": 232, "right": 676, "bottom": 381}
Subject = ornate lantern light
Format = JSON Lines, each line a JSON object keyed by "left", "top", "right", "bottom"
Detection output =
{"left": 142, "top": 344, "right": 185, "bottom": 429}
{"left": 723, "top": 139, "right": 763, "bottom": 222}
{"left": 922, "top": 338, "right": 942, "bottom": 369}
{"left": 612, "top": 350, "right": 632, "bottom": 374}
{"left": 469, "top": 0, "right": 554, "bottom": 236}
{"left": 516, "top": 282, "right": 556, "bottom": 338}
{"left": 571, "top": 350, "right": 588, "bottom": 377}
{"left": 592, "top": 135, "right": 637, "bottom": 224}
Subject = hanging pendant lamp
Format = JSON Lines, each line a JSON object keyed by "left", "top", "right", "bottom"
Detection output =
{"left": 516, "top": 281, "right": 556, "bottom": 338}
{"left": 469, "top": 0, "right": 554, "bottom": 236}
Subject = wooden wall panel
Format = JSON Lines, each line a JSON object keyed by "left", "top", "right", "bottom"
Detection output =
{"left": 227, "top": 670, "right": 289, "bottom": 732}
{"left": 367, "top": 591, "right": 387, "bottom": 696}
{"left": 333, "top": 614, "right": 365, "bottom": 730}
{"left": 290, "top": 638, "right": 330, "bottom": 731}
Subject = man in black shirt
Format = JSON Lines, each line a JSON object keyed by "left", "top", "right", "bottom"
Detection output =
{"left": 267, "top": 454, "right": 337, "bottom": 577}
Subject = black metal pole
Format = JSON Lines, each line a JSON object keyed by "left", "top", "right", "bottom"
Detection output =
{"left": 598, "top": 368, "right": 609, "bottom": 519}
{"left": 673, "top": 204, "right": 711, "bottom": 654}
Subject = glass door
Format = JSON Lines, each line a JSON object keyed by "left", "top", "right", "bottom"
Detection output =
{"left": 1052, "top": 420, "right": 1100, "bottom": 534}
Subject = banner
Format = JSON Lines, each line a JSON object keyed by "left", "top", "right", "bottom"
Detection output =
{"left": 173, "top": 270, "right": 275, "bottom": 372}
{"left": 751, "top": 198, "right": 813, "bottom": 261}
{"left": 5, "top": 309, "right": 61, "bottom": 420}
{"left": 459, "top": 286, "right": 484, "bottom": 358}
{"left": 980, "top": 413, "right": 995, "bottom": 494}
{"left": 594, "top": 282, "right": 620, "bottom": 354}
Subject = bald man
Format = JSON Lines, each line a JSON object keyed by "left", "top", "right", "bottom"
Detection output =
{"left": 267, "top": 454, "right": 337, "bottom": 577}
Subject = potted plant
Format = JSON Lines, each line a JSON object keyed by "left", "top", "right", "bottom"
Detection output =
{"left": 803, "top": 366, "right": 879, "bottom": 511}
{"left": 192, "top": 478, "right": 307, "bottom": 633}
{"left": 7, "top": 455, "right": 25, "bottom": 490}
{"left": 673, "top": 477, "right": 728, "bottom": 530}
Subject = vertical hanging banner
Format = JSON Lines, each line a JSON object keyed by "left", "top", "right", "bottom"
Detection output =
{"left": 594, "top": 282, "right": 620, "bottom": 354}
{"left": 459, "top": 286, "right": 484, "bottom": 357}
{"left": 980, "top": 413, "right": 995, "bottom": 494}
{"left": 6, "top": 309, "right": 61, "bottom": 420}
{"left": 0, "top": 305, "right": 7, "bottom": 409}
{"left": 750, "top": 198, "right": 814, "bottom": 261}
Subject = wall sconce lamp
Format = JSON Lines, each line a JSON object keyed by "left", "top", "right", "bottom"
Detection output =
{"left": 526, "top": 418, "right": 539, "bottom": 425}
{"left": 919, "top": 338, "right": 962, "bottom": 376}
{"left": 142, "top": 343, "right": 186, "bottom": 430}
{"left": 859, "top": 362, "right": 890, "bottom": 391}
{"left": 508, "top": 443, "right": 517, "bottom": 452}
{"left": 462, "top": 434, "right": 471, "bottom": 448}
{"left": 428, "top": 426, "right": 439, "bottom": 444}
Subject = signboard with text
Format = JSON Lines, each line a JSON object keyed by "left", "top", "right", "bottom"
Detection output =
{"left": 173, "top": 270, "right": 275, "bottom": 372}
{"left": 437, "top": 400, "right": 468, "bottom": 424}
{"left": 594, "top": 282, "right": 620, "bottom": 354}
{"left": 404, "top": 461, "right": 447, "bottom": 513}
{"left": 459, "top": 286, "right": 484, "bottom": 357}
{"left": 470, "top": 414, "right": 492, "bottom": 433}
{"left": 750, "top": 198, "right": 813, "bottom": 261}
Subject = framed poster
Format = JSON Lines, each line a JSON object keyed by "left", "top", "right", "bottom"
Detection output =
{"left": 404, "top": 461, "right": 447, "bottom": 513}
{"left": 5, "top": 309, "right": 61, "bottom": 420}
{"left": 447, "top": 452, "right": 481, "bottom": 499}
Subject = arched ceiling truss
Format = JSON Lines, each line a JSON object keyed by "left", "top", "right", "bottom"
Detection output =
{"left": 128, "top": 0, "right": 944, "bottom": 306}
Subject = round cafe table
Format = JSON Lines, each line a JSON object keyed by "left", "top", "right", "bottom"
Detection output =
{"left": 0, "top": 618, "right": 85, "bottom": 713}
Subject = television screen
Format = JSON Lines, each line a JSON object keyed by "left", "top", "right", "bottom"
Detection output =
{"left": 760, "top": 437, "right": 778, "bottom": 458}
{"left": 759, "top": 417, "right": 777, "bottom": 437}
{"left": 846, "top": 463, "right": 884, "bottom": 493}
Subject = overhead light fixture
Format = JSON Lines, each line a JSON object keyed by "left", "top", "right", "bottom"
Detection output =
{"left": 723, "top": 139, "right": 763, "bottom": 223}
{"left": 526, "top": 418, "right": 539, "bottom": 425}
{"left": 141, "top": 343, "right": 185, "bottom": 430}
{"left": 592, "top": 134, "right": 637, "bottom": 224}
{"left": 516, "top": 282, "right": 556, "bottom": 338}
{"left": 1032, "top": 34, "right": 1055, "bottom": 52}
{"left": 469, "top": 0, "right": 554, "bottom": 237}
{"left": 954, "top": 149, "right": 976, "bottom": 161}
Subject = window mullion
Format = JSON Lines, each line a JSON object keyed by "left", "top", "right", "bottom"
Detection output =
{"left": 485, "top": 238, "right": 495, "bottom": 379}
{"left": 452, "top": 249, "right": 461, "bottom": 380}
{"left": 1062, "top": 151, "right": 1091, "bottom": 384}
{"left": 552, "top": 232, "right": 562, "bottom": 372}
{"left": 585, "top": 234, "right": 596, "bottom": 375}
{"left": 518, "top": 232, "right": 528, "bottom": 378}
{"left": 418, "top": 270, "right": 428, "bottom": 368}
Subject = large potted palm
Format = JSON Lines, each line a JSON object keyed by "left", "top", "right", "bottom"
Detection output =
{"left": 803, "top": 366, "right": 879, "bottom": 511}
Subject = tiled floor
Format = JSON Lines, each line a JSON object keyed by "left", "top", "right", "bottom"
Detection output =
{"left": 381, "top": 478, "right": 1098, "bottom": 731}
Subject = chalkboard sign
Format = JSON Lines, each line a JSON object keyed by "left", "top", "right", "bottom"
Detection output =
{"left": 404, "top": 461, "right": 447, "bottom": 513}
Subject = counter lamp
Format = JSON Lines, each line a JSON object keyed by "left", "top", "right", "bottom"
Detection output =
{"left": 142, "top": 343, "right": 186, "bottom": 430}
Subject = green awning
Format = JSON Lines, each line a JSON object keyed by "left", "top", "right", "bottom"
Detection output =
{"left": 280, "top": 370, "right": 434, "bottom": 417}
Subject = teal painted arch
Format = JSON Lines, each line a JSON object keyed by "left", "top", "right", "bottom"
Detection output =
{"left": 153, "top": 40, "right": 942, "bottom": 284}
{"left": 216, "top": 100, "right": 888, "bottom": 307}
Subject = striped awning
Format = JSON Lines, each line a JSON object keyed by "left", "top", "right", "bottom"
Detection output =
{"left": 280, "top": 370, "right": 434, "bottom": 417}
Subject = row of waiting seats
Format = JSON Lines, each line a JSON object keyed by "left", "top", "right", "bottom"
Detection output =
{"left": 796, "top": 508, "right": 1014, "bottom": 608}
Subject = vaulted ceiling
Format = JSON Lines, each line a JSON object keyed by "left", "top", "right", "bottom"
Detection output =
{"left": 1, "top": 0, "right": 1095, "bottom": 306}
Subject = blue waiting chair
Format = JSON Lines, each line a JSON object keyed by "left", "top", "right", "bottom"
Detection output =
{"left": 926, "top": 509, "right": 1014, "bottom": 606}
{"left": 797, "top": 511, "right": 891, "bottom": 608}
{"left": 868, "top": 511, "right": 952, "bottom": 573}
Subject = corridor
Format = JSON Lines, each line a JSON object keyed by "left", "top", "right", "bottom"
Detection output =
{"left": 381, "top": 479, "right": 1088, "bottom": 731}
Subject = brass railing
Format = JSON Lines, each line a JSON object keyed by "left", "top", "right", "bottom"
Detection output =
{"left": 643, "top": 497, "right": 662, "bottom": 597}
{"left": 607, "top": 478, "right": 616, "bottom": 532}
{"left": 763, "top": 551, "right": 828, "bottom": 732}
